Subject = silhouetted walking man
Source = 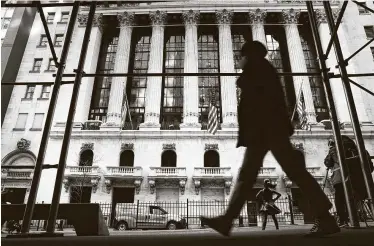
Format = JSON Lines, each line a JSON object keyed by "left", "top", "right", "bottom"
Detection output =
{"left": 201, "top": 41, "right": 340, "bottom": 237}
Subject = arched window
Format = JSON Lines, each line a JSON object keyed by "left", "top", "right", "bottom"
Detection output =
{"left": 79, "top": 150, "right": 93, "bottom": 166}
{"left": 161, "top": 150, "right": 177, "bottom": 167}
{"left": 204, "top": 150, "right": 220, "bottom": 167}
{"left": 120, "top": 150, "right": 134, "bottom": 167}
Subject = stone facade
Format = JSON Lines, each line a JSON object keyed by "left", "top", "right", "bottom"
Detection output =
{"left": 1, "top": 1, "right": 374, "bottom": 206}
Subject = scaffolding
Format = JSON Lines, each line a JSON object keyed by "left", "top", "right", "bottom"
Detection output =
{"left": 1, "top": 0, "right": 374, "bottom": 237}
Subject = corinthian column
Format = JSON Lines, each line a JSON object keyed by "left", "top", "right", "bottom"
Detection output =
{"left": 315, "top": 10, "right": 351, "bottom": 124}
{"left": 331, "top": 9, "right": 370, "bottom": 125}
{"left": 248, "top": 9, "right": 267, "bottom": 46}
{"left": 180, "top": 10, "right": 201, "bottom": 129}
{"left": 104, "top": 12, "right": 134, "bottom": 127}
{"left": 139, "top": 11, "right": 167, "bottom": 130}
{"left": 72, "top": 14, "right": 104, "bottom": 127}
{"left": 216, "top": 9, "right": 238, "bottom": 129}
{"left": 282, "top": 9, "right": 317, "bottom": 124}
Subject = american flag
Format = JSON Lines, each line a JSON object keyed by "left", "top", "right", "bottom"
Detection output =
{"left": 207, "top": 100, "right": 219, "bottom": 135}
{"left": 297, "top": 91, "right": 308, "bottom": 129}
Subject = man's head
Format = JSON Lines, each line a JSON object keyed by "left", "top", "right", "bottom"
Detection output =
{"left": 238, "top": 41, "right": 268, "bottom": 69}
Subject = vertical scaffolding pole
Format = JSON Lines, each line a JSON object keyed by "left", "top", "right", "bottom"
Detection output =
{"left": 46, "top": 2, "right": 97, "bottom": 234}
{"left": 20, "top": 2, "right": 80, "bottom": 234}
{"left": 323, "top": 1, "right": 374, "bottom": 217}
{"left": 306, "top": 2, "right": 360, "bottom": 228}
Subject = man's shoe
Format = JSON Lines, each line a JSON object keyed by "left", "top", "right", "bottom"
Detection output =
{"left": 339, "top": 221, "right": 349, "bottom": 228}
{"left": 200, "top": 216, "right": 232, "bottom": 237}
{"left": 305, "top": 215, "right": 340, "bottom": 237}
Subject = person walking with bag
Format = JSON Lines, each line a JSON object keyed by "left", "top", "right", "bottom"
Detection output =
{"left": 200, "top": 41, "right": 339, "bottom": 237}
{"left": 256, "top": 179, "right": 281, "bottom": 230}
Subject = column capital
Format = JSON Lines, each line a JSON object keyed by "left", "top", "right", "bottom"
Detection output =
{"left": 182, "top": 10, "right": 200, "bottom": 25}
{"left": 117, "top": 12, "right": 135, "bottom": 27}
{"left": 315, "top": 9, "right": 327, "bottom": 26}
{"left": 78, "top": 13, "right": 104, "bottom": 29}
{"left": 215, "top": 9, "right": 233, "bottom": 25}
{"left": 150, "top": 10, "right": 167, "bottom": 26}
{"left": 281, "top": 8, "right": 301, "bottom": 24}
{"left": 248, "top": 8, "right": 267, "bottom": 24}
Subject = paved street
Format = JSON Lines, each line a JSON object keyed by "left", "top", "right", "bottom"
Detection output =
{"left": 2, "top": 225, "right": 374, "bottom": 246}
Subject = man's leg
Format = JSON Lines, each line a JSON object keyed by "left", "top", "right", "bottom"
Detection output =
{"left": 201, "top": 144, "right": 267, "bottom": 236}
{"left": 223, "top": 146, "right": 268, "bottom": 221}
{"left": 334, "top": 183, "right": 349, "bottom": 225}
{"left": 268, "top": 132, "right": 339, "bottom": 236}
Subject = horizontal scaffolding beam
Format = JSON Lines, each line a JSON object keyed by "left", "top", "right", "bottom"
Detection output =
{"left": 1, "top": 81, "right": 75, "bottom": 86}
{"left": 58, "top": 72, "right": 324, "bottom": 78}
{"left": 1, "top": 1, "right": 92, "bottom": 8}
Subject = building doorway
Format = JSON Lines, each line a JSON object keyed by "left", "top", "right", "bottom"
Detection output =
{"left": 110, "top": 187, "right": 135, "bottom": 227}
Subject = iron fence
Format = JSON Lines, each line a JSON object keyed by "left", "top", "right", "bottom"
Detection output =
{"left": 19, "top": 195, "right": 342, "bottom": 231}
{"left": 17, "top": 194, "right": 371, "bottom": 231}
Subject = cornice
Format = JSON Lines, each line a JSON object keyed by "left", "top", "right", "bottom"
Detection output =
{"left": 49, "top": 129, "right": 374, "bottom": 140}
{"left": 78, "top": 1, "right": 340, "bottom": 16}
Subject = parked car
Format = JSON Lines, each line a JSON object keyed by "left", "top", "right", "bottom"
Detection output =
{"left": 114, "top": 204, "right": 187, "bottom": 231}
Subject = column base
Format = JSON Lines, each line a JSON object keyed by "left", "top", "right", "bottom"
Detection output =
{"left": 139, "top": 122, "right": 161, "bottom": 130}
{"left": 100, "top": 124, "right": 121, "bottom": 131}
{"left": 338, "top": 121, "right": 374, "bottom": 131}
{"left": 361, "top": 122, "right": 374, "bottom": 131}
{"left": 309, "top": 122, "right": 325, "bottom": 131}
{"left": 180, "top": 122, "right": 201, "bottom": 130}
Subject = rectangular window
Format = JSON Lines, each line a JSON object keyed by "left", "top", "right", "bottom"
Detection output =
{"left": 40, "top": 85, "right": 51, "bottom": 99}
{"left": 24, "top": 85, "right": 35, "bottom": 99}
{"left": 198, "top": 27, "right": 222, "bottom": 128}
{"left": 358, "top": 2, "right": 369, "bottom": 14}
{"left": 31, "top": 58, "right": 42, "bottom": 72}
{"left": 38, "top": 34, "right": 48, "bottom": 47}
{"left": 89, "top": 34, "right": 120, "bottom": 123}
{"left": 47, "top": 58, "right": 56, "bottom": 71}
{"left": 1, "top": 17, "right": 11, "bottom": 29}
{"left": 371, "top": 47, "right": 374, "bottom": 60}
{"left": 14, "top": 113, "right": 28, "bottom": 130}
{"left": 31, "top": 113, "right": 44, "bottom": 129}
{"left": 364, "top": 26, "right": 374, "bottom": 39}
{"left": 47, "top": 12, "right": 55, "bottom": 23}
{"left": 161, "top": 28, "right": 185, "bottom": 130}
{"left": 60, "top": 12, "right": 70, "bottom": 23}
{"left": 54, "top": 34, "right": 64, "bottom": 46}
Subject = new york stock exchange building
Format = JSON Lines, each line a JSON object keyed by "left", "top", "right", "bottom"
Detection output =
{"left": 1, "top": 0, "right": 374, "bottom": 227}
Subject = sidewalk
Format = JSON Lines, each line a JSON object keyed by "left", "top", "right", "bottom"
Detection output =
{"left": 2, "top": 226, "right": 374, "bottom": 246}
{"left": 3, "top": 222, "right": 373, "bottom": 237}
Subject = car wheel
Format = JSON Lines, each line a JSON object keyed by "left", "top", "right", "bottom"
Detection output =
{"left": 167, "top": 222, "right": 177, "bottom": 230}
{"left": 117, "top": 221, "right": 128, "bottom": 231}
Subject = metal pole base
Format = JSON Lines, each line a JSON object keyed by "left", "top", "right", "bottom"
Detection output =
{"left": 6, "top": 232, "right": 64, "bottom": 238}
